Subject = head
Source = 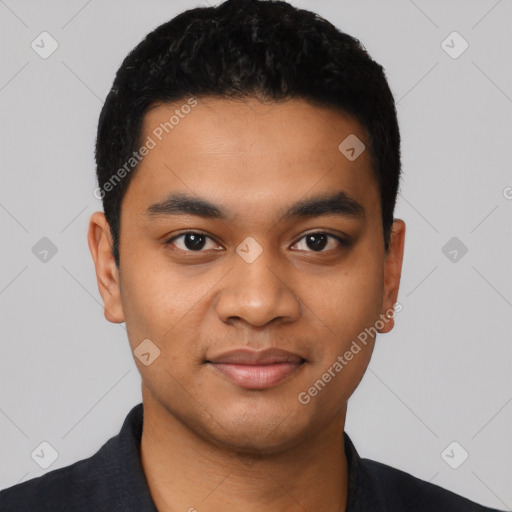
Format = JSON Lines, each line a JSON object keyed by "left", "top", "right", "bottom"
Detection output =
{"left": 89, "top": 0, "right": 405, "bottom": 453}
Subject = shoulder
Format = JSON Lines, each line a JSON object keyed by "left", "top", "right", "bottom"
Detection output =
{"left": 360, "top": 457, "right": 505, "bottom": 512}
{"left": 0, "top": 435, "right": 119, "bottom": 511}
{"left": 0, "top": 404, "right": 154, "bottom": 512}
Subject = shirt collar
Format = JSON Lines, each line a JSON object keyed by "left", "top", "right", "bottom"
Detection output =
{"left": 343, "top": 428, "right": 388, "bottom": 511}
{"left": 107, "top": 402, "right": 384, "bottom": 512}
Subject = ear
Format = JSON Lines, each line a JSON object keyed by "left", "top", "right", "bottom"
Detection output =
{"left": 87, "top": 212, "right": 125, "bottom": 323}
{"left": 378, "top": 219, "right": 406, "bottom": 333}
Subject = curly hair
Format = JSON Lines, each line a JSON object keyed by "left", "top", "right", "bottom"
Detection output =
{"left": 95, "top": 0, "right": 401, "bottom": 267}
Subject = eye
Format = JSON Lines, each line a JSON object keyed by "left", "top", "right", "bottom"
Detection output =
{"left": 166, "top": 231, "right": 221, "bottom": 252}
{"left": 166, "top": 231, "right": 349, "bottom": 254}
{"left": 291, "top": 232, "right": 348, "bottom": 252}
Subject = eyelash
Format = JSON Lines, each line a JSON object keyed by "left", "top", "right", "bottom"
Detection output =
{"left": 165, "top": 231, "right": 350, "bottom": 253}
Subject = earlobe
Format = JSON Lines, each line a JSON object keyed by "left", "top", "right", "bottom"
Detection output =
{"left": 378, "top": 219, "right": 406, "bottom": 334}
{"left": 87, "top": 212, "right": 125, "bottom": 324}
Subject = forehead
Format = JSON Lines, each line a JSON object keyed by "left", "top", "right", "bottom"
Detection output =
{"left": 142, "top": 96, "right": 369, "bottom": 159}
{"left": 123, "top": 96, "right": 379, "bottom": 222}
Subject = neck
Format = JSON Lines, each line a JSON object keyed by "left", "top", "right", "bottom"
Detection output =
{"left": 139, "top": 391, "right": 349, "bottom": 512}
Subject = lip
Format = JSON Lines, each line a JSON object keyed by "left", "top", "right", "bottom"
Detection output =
{"left": 206, "top": 348, "right": 306, "bottom": 390}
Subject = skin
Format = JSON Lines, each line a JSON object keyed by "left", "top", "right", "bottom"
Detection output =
{"left": 88, "top": 96, "right": 406, "bottom": 512}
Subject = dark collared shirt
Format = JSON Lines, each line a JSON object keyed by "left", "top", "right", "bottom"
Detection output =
{"left": 0, "top": 403, "right": 504, "bottom": 511}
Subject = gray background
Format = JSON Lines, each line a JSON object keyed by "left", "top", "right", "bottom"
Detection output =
{"left": 1, "top": 0, "right": 511, "bottom": 509}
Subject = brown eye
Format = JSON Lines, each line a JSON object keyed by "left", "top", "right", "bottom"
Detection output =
{"left": 292, "top": 232, "right": 349, "bottom": 252}
{"left": 167, "top": 232, "right": 219, "bottom": 252}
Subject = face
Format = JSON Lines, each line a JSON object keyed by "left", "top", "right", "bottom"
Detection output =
{"left": 89, "top": 96, "right": 405, "bottom": 453}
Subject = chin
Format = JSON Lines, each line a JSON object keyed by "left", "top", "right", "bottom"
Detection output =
{"left": 199, "top": 402, "right": 314, "bottom": 453}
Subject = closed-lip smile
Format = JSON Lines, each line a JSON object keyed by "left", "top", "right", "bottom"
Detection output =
{"left": 206, "top": 348, "right": 306, "bottom": 389}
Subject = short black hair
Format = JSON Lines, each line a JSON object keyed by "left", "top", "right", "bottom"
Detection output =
{"left": 95, "top": 0, "right": 401, "bottom": 268}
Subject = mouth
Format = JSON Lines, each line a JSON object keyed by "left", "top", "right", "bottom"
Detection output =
{"left": 205, "top": 348, "right": 306, "bottom": 390}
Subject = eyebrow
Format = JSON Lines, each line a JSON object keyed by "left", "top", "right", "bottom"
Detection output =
{"left": 144, "top": 191, "right": 365, "bottom": 222}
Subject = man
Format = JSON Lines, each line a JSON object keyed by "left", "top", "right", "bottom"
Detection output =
{"left": 0, "top": 0, "right": 504, "bottom": 510}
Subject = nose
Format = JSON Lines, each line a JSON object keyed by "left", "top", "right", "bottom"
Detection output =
{"left": 214, "top": 247, "right": 301, "bottom": 328}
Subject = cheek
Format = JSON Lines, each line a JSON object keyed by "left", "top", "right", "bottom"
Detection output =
{"left": 306, "top": 254, "right": 384, "bottom": 339}
{"left": 118, "top": 252, "right": 215, "bottom": 356}
{"left": 119, "top": 263, "right": 206, "bottom": 393}
{"left": 296, "top": 259, "right": 383, "bottom": 402}
{"left": 118, "top": 250, "right": 178, "bottom": 348}
{"left": 341, "top": 264, "right": 383, "bottom": 324}
{"left": 298, "top": 263, "right": 382, "bottom": 406}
